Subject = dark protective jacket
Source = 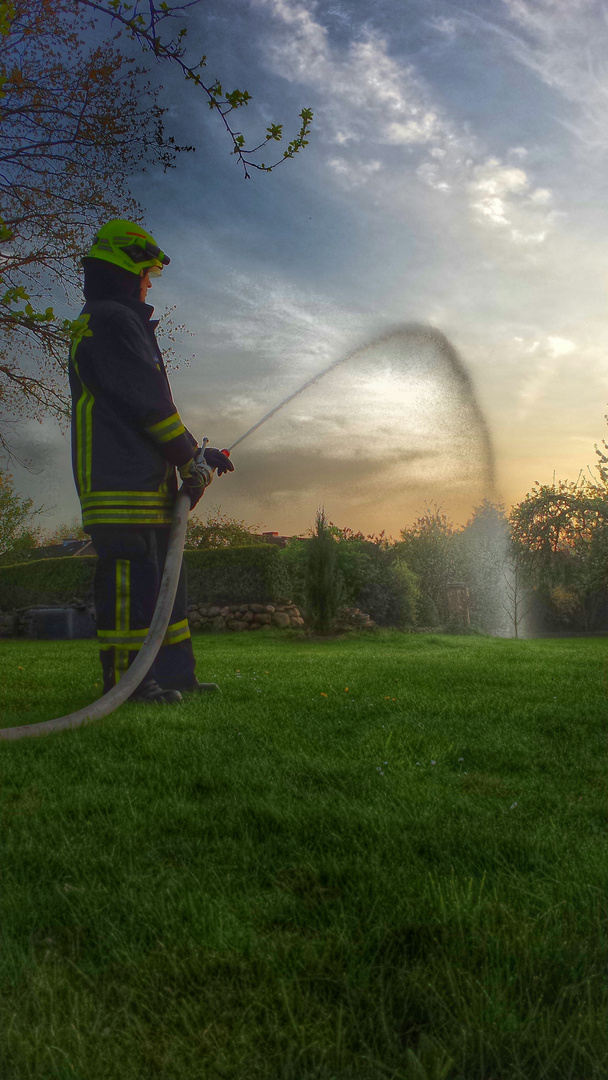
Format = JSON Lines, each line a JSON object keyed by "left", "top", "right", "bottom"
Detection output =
{"left": 69, "top": 296, "right": 197, "bottom": 531}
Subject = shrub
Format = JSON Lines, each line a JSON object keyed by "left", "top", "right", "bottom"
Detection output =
{"left": 335, "top": 541, "right": 419, "bottom": 627}
{"left": 417, "top": 593, "right": 441, "bottom": 627}
{"left": 355, "top": 556, "right": 420, "bottom": 628}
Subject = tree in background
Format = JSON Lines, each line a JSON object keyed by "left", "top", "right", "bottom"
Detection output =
{"left": 0, "top": 469, "right": 41, "bottom": 562}
{"left": 454, "top": 498, "right": 510, "bottom": 632}
{"left": 396, "top": 505, "right": 456, "bottom": 625}
{"left": 501, "top": 547, "right": 534, "bottom": 639}
{"left": 185, "top": 506, "right": 263, "bottom": 549}
{"left": 327, "top": 522, "right": 392, "bottom": 549}
{"left": 509, "top": 477, "right": 608, "bottom": 632}
{"left": 0, "top": 0, "right": 181, "bottom": 444}
{"left": 0, "top": 0, "right": 312, "bottom": 450}
{"left": 38, "top": 517, "right": 88, "bottom": 545}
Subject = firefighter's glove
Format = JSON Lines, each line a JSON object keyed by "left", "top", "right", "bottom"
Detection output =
{"left": 203, "top": 446, "right": 235, "bottom": 477}
{"left": 178, "top": 456, "right": 212, "bottom": 510}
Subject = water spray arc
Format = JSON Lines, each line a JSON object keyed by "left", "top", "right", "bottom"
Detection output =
{"left": 226, "top": 325, "right": 408, "bottom": 453}
{"left": 227, "top": 323, "right": 495, "bottom": 492}
{"left": 0, "top": 323, "right": 494, "bottom": 740}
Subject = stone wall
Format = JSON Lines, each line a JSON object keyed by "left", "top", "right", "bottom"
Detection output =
{"left": 0, "top": 600, "right": 305, "bottom": 637}
{"left": 0, "top": 601, "right": 384, "bottom": 637}
{"left": 187, "top": 601, "right": 305, "bottom": 633}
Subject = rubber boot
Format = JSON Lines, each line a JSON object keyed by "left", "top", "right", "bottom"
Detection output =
{"left": 169, "top": 680, "right": 221, "bottom": 694}
{"left": 129, "top": 678, "right": 183, "bottom": 704}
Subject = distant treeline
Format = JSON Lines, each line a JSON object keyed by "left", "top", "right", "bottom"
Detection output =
{"left": 3, "top": 475, "right": 608, "bottom": 636}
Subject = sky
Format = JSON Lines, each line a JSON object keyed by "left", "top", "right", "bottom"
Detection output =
{"left": 8, "top": 0, "right": 608, "bottom": 538}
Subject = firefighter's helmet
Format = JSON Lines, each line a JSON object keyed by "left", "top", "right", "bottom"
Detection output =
{"left": 85, "top": 220, "right": 170, "bottom": 276}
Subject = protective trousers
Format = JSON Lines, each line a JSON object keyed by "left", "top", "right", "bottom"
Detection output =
{"left": 88, "top": 526, "right": 196, "bottom": 694}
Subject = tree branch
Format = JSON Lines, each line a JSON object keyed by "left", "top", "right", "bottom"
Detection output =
{"left": 74, "top": 0, "right": 312, "bottom": 179}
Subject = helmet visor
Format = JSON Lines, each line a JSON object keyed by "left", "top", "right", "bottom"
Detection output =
{"left": 119, "top": 238, "right": 170, "bottom": 267}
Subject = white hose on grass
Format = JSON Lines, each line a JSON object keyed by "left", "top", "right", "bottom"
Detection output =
{"left": 0, "top": 489, "right": 191, "bottom": 742}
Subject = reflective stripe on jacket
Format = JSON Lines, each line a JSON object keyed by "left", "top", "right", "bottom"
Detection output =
{"left": 69, "top": 297, "right": 196, "bottom": 530}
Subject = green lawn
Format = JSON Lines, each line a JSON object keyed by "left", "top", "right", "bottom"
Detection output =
{"left": 1, "top": 631, "right": 607, "bottom": 1079}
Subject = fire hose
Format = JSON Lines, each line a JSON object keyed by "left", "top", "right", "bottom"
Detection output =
{"left": 0, "top": 487, "right": 192, "bottom": 742}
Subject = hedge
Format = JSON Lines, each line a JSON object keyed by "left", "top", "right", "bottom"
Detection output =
{"left": 0, "top": 545, "right": 290, "bottom": 611}
{"left": 0, "top": 556, "right": 97, "bottom": 612}
{"left": 184, "top": 545, "right": 290, "bottom": 605}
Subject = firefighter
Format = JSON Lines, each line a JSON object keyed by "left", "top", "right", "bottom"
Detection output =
{"left": 69, "top": 219, "right": 234, "bottom": 703}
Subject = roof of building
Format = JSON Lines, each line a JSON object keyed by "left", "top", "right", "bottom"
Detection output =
{"left": 257, "top": 531, "right": 307, "bottom": 548}
{"left": 13, "top": 539, "right": 94, "bottom": 562}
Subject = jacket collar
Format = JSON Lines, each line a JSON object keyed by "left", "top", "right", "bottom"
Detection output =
{"left": 86, "top": 295, "right": 159, "bottom": 333}
{"left": 118, "top": 296, "right": 155, "bottom": 324}
{"left": 114, "top": 296, "right": 159, "bottom": 333}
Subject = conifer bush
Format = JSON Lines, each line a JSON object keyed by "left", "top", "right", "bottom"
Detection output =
{"left": 304, "top": 508, "right": 344, "bottom": 633}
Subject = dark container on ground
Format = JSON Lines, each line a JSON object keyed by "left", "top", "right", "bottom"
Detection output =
{"left": 28, "top": 607, "right": 95, "bottom": 640}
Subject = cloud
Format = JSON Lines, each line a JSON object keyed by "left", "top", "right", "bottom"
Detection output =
{"left": 444, "top": 0, "right": 608, "bottom": 152}
{"left": 193, "top": 267, "right": 377, "bottom": 376}
{"left": 254, "top": 0, "right": 558, "bottom": 249}
{"left": 416, "top": 161, "right": 451, "bottom": 193}
{"left": 255, "top": 0, "right": 458, "bottom": 150}
{"left": 327, "top": 156, "right": 382, "bottom": 189}
{"left": 546, "top": 336, "right": 576, "bottom": 358}
{"left": 384, "top": 113, "right": 443, "bottom": 146}
{"left": 514, "top": 333, "right": 578, "bottom": 417}
{"left": 468, "top": 158, "right": 555, "bottom": 244}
